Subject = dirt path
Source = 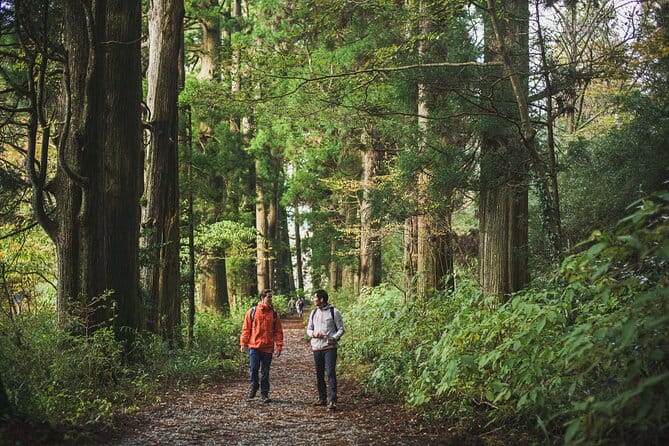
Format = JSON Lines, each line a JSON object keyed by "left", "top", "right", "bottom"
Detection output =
{"left": 100, "top": 320, "right": 471, "bottom": 446}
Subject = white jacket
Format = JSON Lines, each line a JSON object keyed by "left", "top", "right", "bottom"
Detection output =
{"left": 307, "top": 304, "right": 345, "bottom": 351}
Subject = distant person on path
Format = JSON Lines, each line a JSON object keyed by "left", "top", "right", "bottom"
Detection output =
{"left": 306, "top": 289, "right": 345, "bottom": 412}
{"left": 288, "top": 296, "right": 296, "bottom": 316}
{"left": 240, "top": 289, "right": 284, "bottom": 403}
{"left": 296, "top": 296, "right": 305, "bottom": 317}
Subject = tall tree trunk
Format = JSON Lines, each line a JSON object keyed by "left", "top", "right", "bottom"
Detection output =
{"left": 196, "top": 5, "right": 231, "bottom": 313}
{"left": 342, "top": 202, "right": 358, "bottom": 294}
{"left": 403, "top": 216, "right": 418, "bottom": 299}
{"left": 47, "top": 0, "right": 143, "bottom": 336}
{"left": 412, "top": 0, "right": 454, "bottom": 298}
{"left": 275, "top": 203, "right": 295, "bottom": 294}
{"left": 142, "top": 0, "right": 184, "bottom": 343}
{"left": 256, "top": 167, "right": 270, "bottom": 291}
{"left": 199, "top": 257, "right": 229, "bottom": 313}
{"left": 293, "top": 204, "right": 304, "bottom": 292}
{"left": 231, "top": 0, "right": 258, "bottom": 301}
{"left": 534, "top": 0, "right": 563, "bottom": 256}
{"left": 329, "top": 241, "right": 342, "bottom": 291}
{"left": 184, "top": 107, "right": 196, "bottom": 347}
{"left": 267, "top": 177, "right": 279, "bottom": 288}
{"left": 359, "top": 143, "right": 382, "bottom": 289}
{"left": 243, "top": 161, "right": 259, "bottom": 299}
{"left": 479, "top": 0, "right": 530, "bottom": 298}
{"left": 197, "top": 4, "right": 221, "bottom": 81}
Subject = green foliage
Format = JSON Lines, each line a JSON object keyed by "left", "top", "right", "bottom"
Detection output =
{"left": 0, "top": 301, "right": 243, "bottom": 431}
{"left": 194, "top": 220, "right": 256, "bottom": 257}
{"left": 559, "top": 89, "right": 669, "bottom": 244}
{"left": 0, "top": 225, "right": 56, "bottom": 312}
{"left": 343, "top": 192, "right": 669, "bottom": 444}
{"left": 340, "top": 283, "right": 455, "bottom": 396}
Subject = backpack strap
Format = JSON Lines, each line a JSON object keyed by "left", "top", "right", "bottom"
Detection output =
{"left": 251, "top": 306, "right": 277, "bottom": 330}
{"left": 310, "top": 307, "right": 338, "bottom": 332}
{"left": 330, "top": 306, "right": 337, "bottom": 332}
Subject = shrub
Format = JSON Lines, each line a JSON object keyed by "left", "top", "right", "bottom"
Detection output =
{"left": 343, "top": 191, "right": 669, "bottom": 445}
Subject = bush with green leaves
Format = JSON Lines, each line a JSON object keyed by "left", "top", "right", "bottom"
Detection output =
{"left": 0, "top": 296, "right": 245, "bottom": 429}
{"left": 343, "top": 191, "right": 669, "bottom": 445}
{"left": 0, "top": 306, "right": 132, "bottom": 427}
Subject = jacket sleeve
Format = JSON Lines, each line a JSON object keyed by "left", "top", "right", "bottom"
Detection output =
{"left": 275, "top": 315, "right": 284, "bottom": 352}
{"left": 240, "top": 309, "right": 252, "bottom": 347}
{"left": 306, "top": 309, "right": 315, "bottom": 338}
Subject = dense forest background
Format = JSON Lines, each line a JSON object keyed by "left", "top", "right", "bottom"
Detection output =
{"left": 1, "top": 0, "right": 668, "bottom": 444}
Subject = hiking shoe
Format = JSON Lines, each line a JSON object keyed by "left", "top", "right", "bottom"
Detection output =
{"left": 313, "top": 399, "right": 327, "bottom": 406}
{"left": 262, "top": 394, "right": 271, "bottom": 403}
{"left": 247, "top": 387, "right": 258, "bottom": 399}
{"left": 327, "top": 401, "right": 337, "bottom": 412}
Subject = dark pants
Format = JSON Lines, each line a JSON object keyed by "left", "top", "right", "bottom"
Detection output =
{"left": 313, "top": 348, "right": 337, "bottom": 403}
{"left": 249, "top": 348, "right": 273, "bottom": 395}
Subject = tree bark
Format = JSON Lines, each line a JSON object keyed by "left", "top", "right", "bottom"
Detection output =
{"left": 293, "top": 204, "right": 304, "bottom": 292}
{"left": 359, "top": 143, "right": 382, "bottom": 289}
{"left": 275, "top": 203, "right": 295, "bottom": 294}
{"left": 199, "top": 256, "right": 230, "bottom": 313}
{"left": 195, "top": 4, "right": 231, "bottom": 313}
{"left": 142, "top": 0, "right": 184, "bottom": 342}
{"left": 47, "top": 0, "right": 143, "bottom": 336}
{"left": 479, "top": 0, "right": 530, "bottom": 298}
{"left": 412, "top": 0, "right": 454, "bottom": 298}
{"left": 342, "top": 201, "right": 358, "bottom": 294}
{"left": 329, "top": 241, "right": 342, "bottom": 291}
{"left": 256, "top": 165, "right": 270, "bottom": 291}
{"left": 197, "top": 5, "right": 221, "bottom": 81}
{"left": 403, "top": 216, "right": 418, "bottom": 299}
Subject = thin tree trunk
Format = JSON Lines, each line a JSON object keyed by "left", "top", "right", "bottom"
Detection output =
{"left": 403, "top": 216, "right": 418, "bottom": 299}
{"left": 267, "top": 179, "right": 279, "bottom": 288}
{"left": 256, "top": 169, "right": 270, "bottom": 291}
{"left": 293, "top": 204, "right": 304, "bottom": 292}
{"left": 185, "top": 107, "right": 196, "bottom": 347}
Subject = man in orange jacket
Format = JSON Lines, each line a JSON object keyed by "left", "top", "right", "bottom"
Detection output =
{"left": 240, "top": 289, "right": 284, "bottom": 403}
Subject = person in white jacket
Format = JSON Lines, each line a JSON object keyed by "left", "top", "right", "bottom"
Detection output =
{"left": 306, "top": 289, "right": 345, "bottom": 412}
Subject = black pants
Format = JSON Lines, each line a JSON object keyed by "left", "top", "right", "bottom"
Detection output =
{"left": 313, "top": 348, "right": 337, "bottom": 403}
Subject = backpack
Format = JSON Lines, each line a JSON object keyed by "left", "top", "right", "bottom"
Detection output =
{"left": 250, "top": 305, "right": 277, "bottom": 330}
{"left": 310, "top": 306, "right": 338, "bottom": 331}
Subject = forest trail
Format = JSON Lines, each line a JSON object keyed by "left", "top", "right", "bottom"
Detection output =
{"left": 99, "top": 317, "right": 475, "bottom": 446}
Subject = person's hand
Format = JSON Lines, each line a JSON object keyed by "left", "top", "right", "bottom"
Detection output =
{"left": 240, "top": 345, "right": 246, "bottom": 352}
{"left": 276, "top": 350, "right": 281, "bottom": 358}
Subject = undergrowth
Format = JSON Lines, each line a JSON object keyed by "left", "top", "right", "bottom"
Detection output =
{"left": 341, "top": 191, "right": 669, "bottom": 445}
{"left": 0, "top": 306, "right": 243, "bottom": 430}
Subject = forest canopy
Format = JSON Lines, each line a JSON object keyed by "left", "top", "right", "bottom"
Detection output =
{"left": 0, "top": 0, "right": 667, "bottom": 443}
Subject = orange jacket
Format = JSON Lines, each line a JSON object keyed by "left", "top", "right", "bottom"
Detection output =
{"left": 240, "top": 302, "right": 284, "bottom": 354}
